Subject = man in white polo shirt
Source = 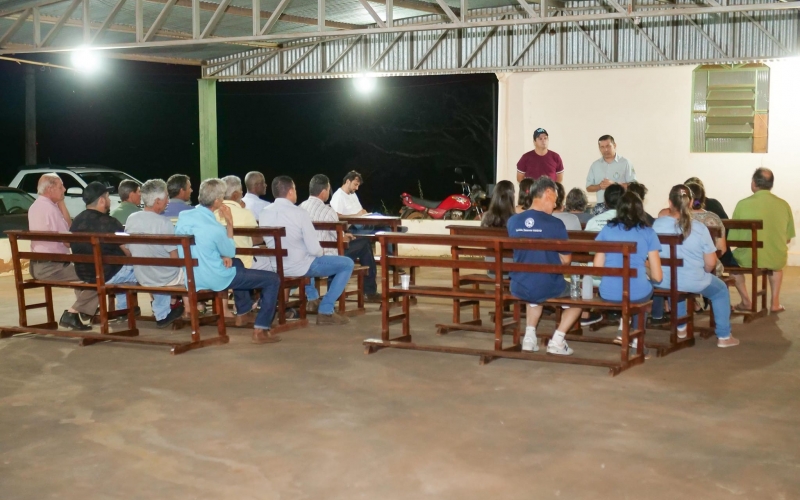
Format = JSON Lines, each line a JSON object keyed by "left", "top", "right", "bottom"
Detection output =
{"left": 586, "top": 134, "right": 635, "bottom": 215}
{"left": 330, "top": 171, "right": 367, "bottom": 217}
{"left": 242, "top": 171, "right": 270, "bottom": 223}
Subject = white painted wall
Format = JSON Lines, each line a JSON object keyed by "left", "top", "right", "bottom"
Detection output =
{"left": 495, "top": 60, "right": 800, "bottom": 265}
{"left": 376, "top": 219, "right": 482, "bottom": 257}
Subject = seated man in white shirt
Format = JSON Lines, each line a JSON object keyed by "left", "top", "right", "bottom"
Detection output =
{"left": 242, "top": 171, "right": 270, "bottom": 223}
{"left": 260, "top": 176, "right": 355, "bottom": 325}
{"left": 329, "top": 170, "right": 408, "bottom": 267}
{"left": 300, "top": 174, "right": 381, "bottom": 303}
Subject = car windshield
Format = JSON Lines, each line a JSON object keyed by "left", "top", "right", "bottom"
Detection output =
{"left": 77, "top": 171, "right": 139, "bottom": 194}
{"left": 0, "top": 191, "right": 35, "bottom": 215}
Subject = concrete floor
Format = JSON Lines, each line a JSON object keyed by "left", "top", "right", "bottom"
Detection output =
{"left": 0, "top": 269, "right": 798, "bottom": 500}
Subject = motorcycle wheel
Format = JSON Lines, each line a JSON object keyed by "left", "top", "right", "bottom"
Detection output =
{"left": 403, "top": 211, "right": 427, "bottom": 220}
{"left": 444, "top": 210, "right": 465, "bottom": 220}
{"left": 464, "top": 208, "right": 481, "bottom": 220}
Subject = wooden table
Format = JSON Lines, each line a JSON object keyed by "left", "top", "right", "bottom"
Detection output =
{"left": 339, "top": 215, "right": 402, "bottom": 233}
{"left": 339, "top": 215, "right": 407, "bottom": 290}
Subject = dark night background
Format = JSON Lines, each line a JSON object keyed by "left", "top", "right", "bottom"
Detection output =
{"left": 0, "top": 55, "right": 497, "bottom": 213}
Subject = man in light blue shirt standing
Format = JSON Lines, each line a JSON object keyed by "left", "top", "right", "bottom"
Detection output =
{"left": 175, "top": 178, "right": 281, "bottom": 345}
{"left": 260, "top": 175, "right": 354, "bottom": 326}
{"left": 586, "top": 135, "right": 636, "bottom": 215}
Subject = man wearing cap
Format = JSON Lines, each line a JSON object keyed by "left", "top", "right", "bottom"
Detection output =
{"left": 586, "top": 134, "right": 636, "bottom": 215}
{"left": 516, "top": 128, "right": 565, "bottom": 183}
{"left": 70, "top": 182, "right": 138, "bottom": 313}
{"left": 27, "top": 173, "right": 98, "bottom": 330}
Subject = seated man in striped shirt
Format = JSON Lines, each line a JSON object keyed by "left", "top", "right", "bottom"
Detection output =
{"left": 300, "top": 174, "right": 380, "bottom": 303}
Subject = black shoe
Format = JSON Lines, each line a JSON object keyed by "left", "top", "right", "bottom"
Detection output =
{"left": 580, "top": 312, "right": 603, "bottom": 326}
{"left": 59, "top": 311, "right": 91, "bottom": 331}
{"left": 364, "top": 293, "right": 383, "bottom": 303}
{"left": 649, "top": 316, "right": 669, "bottom": 326}
{"left": 112, "top": 306, "right": 142, "bottom": 322}
{"left": 156, "top": 305, "right": 185, "bottom": 329}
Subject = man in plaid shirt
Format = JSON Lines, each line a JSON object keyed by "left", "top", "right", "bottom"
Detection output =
{"left": 300, "top": 174, "right": 381, "bottom": 303}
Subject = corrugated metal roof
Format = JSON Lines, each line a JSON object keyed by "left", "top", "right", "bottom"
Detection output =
{"left": 1, "top": 0, "right": 798, "bottom": 71}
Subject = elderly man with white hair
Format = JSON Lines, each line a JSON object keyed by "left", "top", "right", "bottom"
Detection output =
{"left": 124, "top": 179, "right": 186, "bottom": 329}
{"left": 27, "top": 173, "right": 98, "bottom": 330}
{"left": 175, "top": 178, "right": 282, "bottom": 344}
{"left": 242, "top": 171, "right": 270, "bottom": 223}
{"left": 215, "top": 175, "right": 259, "bottom": 269}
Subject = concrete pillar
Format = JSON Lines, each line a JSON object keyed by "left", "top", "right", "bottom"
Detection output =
{"left": 198, "top": 79, "right": 218, "bottom": 180}
{"left": 25, "top": 65, "right": 37, "bottom": 165}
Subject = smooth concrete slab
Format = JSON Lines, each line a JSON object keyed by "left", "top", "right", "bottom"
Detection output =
{"left": 0, "top": 269, "right": 798, "bottom": 499}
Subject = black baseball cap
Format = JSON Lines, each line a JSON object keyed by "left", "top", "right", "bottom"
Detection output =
{"left": 82, "top": 181, "right": 110, "bottom": 205}
{"left": 533, "top": 128, "right": 548, "bottom": 140}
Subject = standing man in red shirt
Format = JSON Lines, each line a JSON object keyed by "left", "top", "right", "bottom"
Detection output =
{"left": 515, "top": 128, "right": 565, "bottom": 183}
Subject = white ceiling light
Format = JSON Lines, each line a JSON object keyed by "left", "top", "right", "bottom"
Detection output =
{"left": 353, "top": 73, "right": 377, "bottom": 93}
{"left": 71, "top": 48, "right": 100, "bottom": 73}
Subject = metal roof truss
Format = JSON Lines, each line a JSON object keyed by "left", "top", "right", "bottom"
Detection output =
{"left": 0, "top": 0, "right": 798, "bottom": 76}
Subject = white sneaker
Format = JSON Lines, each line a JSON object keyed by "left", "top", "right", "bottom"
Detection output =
{"left": 717, "top": 336, "right": 740, "bottom": 348}
{"left": 677, "top": 325, "right": 688, "bottom": 339}
{"left": 547, "top": 340, "right": 574, "bottom": 356}
{"left": 522, "top": 336, "right": 539, "bottom": 352}
{"left": 614, "top": 333, "right": 640, "bottom": 349}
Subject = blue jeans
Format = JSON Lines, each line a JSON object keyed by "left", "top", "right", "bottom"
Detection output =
{"left": 601, "top": 292, "right": 652, "bottom": 328}
{"left": 106, "top": 265, "right": 137, "bottom": 310}
{"left": 350, "top": 225, "right": 407, "bottom": 257}
{"left": 304, "top": 255, "right": 355, "bottom": 315}
{"left": 151, "top": 294, "right": 172, "bottom": 321}
{"left": 652, "top": 275, "right": 731, "bottom": 339}
{"left": 344, "top": 237, "right": 377, "bottom": 294}
{"left": 229, "top": 258, "right": 281, "bottom": 330}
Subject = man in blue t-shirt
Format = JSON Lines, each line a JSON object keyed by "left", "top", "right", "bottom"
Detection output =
{"left": 508, "top": 176, "right": 583, "bottom": 356}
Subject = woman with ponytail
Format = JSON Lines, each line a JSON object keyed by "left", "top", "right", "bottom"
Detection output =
{"left": 686, "top": 182, "right": 727, "bottom": 262}
{"left": 652, "top": 185, "right": 739, "bottom": 348}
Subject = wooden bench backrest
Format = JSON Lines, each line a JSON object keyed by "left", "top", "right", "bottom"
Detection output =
{"left": 377, "top": 232, "right": 641, "bottom": 305}
{"left": 721, "top": 219, "right": 764, "bottom": 252}
{"left": 378, "top": 233, "right": 637, "bottom": 277}
{"left": 312, "top": 221, "right": 349, "bottom": 255}
{"left": 232, "top": 227, "right": 290, "bottom": 280}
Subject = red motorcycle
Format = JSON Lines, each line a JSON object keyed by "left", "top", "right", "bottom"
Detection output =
{"left": 400, "top": 180, "right": 486, "bottom": 220}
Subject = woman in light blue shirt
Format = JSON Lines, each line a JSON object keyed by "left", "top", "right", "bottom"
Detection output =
{"left": 651, "top": 185, "right": 738, "bottom": 348}
{"left": 593, "top": 191, "right": 662, "bottom": 348}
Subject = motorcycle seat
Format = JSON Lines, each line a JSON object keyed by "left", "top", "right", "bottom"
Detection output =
{"left": 410, "top": 196, "right": 442, "bottom": 210}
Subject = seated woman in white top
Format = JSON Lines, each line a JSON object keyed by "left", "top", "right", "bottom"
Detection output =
{"left": 651, "top": 185, "right": 739, "bottom": 348}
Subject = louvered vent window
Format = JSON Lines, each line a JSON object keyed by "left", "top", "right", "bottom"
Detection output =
{"left": 691, "top": 64, "right": 770, "bottom": 153}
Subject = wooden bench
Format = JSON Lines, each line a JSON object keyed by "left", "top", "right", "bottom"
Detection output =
{"left": 364, "top": 233, "right": 650, "bottom": 376}
{"left": 446, "top": 225, "right": 695, "bottom": 357}
{"left": 339, "top": 214, "right": 417, "bottom": 291}
{"left": 0, "top": 230, "right": 228, "bottom": 354}
{"left": 232, "top": 227, "right": 309, "bottom": 333}
{"left": 721, "top": 219, "right": 769, "bottom": 322}
{"left": 310, "top": 221, "right": 369, "bottom": 316}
